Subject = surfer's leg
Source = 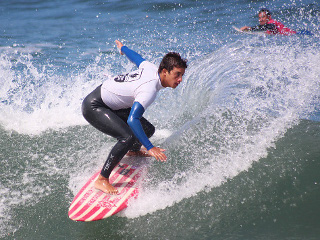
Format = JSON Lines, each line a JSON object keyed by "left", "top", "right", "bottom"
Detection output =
{"left": 94, "top": 123, "right": 135, "bottom": 195}
{"left": 82, "top": 87, "right": 136, "bottom": 194}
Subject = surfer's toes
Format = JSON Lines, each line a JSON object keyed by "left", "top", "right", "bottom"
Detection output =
{"left": 108, "top": 190, "right": 119, "bottom": 195}
{"left": 95, "top": 185, "right": 118, "bottom": 195}
{"left": 103, "top": 188, "right": 118, "bottom": 195}
{"left": 94, "top": 178, "right": 119, "bottom": 195}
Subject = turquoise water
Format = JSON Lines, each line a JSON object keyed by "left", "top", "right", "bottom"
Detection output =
{"left": 1, "top": 0, "right": 320, "bottom": 239}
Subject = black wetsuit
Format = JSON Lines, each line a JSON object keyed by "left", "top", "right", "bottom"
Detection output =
{"left": 81, "top": 85, "right": 155, "bottom": 178}
{"left": 250, "top": 23, "right": 277, "bottom": 33}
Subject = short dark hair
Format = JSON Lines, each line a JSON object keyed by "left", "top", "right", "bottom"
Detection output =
{"left": 158, "top": 52, "right": 187, "bottom": 73}
{"left": 259, "top": 8, "right": 272, "bottom": 16}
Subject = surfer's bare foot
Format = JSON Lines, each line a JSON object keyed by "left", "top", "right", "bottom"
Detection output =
{"left": 94, "top": 175, "right": 118, "bottom": 195}
{"left": 126, "top": 147, "right": 152, "bottom": 157}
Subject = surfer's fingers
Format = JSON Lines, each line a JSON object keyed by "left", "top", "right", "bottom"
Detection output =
{"left": 156, "top": 152, "right": 167, "bottom": 162}
{"left": 115, "top": 40, "right": 123, "bottom": 48}
{"left": 148, "top": 147, "right": 167, "bottom": 162}
{"left": 151, "top": 153, "right": 162, "bottom": 161}
{"left": 115, "top": 40, "right": 124, "bottom": 54}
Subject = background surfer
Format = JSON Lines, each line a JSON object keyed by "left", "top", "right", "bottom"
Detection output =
{"left": 82, "top": 40, "right": 187, "bottom": 195}
{"left": 240, "top": 8, "right": 296, "bottom": 35}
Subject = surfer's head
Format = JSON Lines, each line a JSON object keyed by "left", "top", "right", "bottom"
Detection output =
{"left": 158, "top": 52, "right": 187, "bottom": 74}
{"left": 158, "top": 52, "right": 187, "bottom": 88}
{"left": 258, "top": 8, "right": 272, "bottom": 25}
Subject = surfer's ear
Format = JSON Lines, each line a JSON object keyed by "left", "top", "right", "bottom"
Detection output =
{"left": 160, "top": 68, "right": 169, "bottom": 76}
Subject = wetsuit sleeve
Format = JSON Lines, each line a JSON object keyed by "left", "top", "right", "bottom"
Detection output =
{"left": 121, "top": 46, "right": 145, "bottom": 68}
{"left": 127, "top": 102, "right": 154, "bottom": 151}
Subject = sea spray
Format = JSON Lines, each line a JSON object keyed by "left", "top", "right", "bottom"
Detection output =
{"left": 124, "top": 37, "right": 320, "bottom": 218}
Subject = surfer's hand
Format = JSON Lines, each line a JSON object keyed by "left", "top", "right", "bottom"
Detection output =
{"left": 115, "top": 40, "right": 124, "bottom": 55}
{"left": 240, "top": 26, "right": 250, "bottom": 31}
{"left": 148, "top": 147, "right": 167, "bottom": 162}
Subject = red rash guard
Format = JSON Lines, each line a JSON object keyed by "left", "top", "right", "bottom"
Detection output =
{"left": 266, "top": 18, "right": 296, "bottom": 35}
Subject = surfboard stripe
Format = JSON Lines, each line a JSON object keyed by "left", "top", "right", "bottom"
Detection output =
{"left": 75, "top": 166, "right": 139, "bottom": 221}
{"left": 68, "top": 171, "right": 100, "bottom": 214}
{"left": 86, "top": 169, "right": 142, "bottom": 221}
{"left": 72, "top": 175, "right": 134, "bottom": 221}
{"left": 68, "top": 159, "right": 148, "bottom": 221}
{"left": 94, "top": 180, "right": 139, "bottom": 219}
{"left": 68, "top": 164, "right": 124, "bottom": 219}
{"left": 72, "top": 167, "right": 133, "bottom": 221}
{"left": 70, "top": 164, "right": 134, "bottom": 221}
{"left": 69, "top": 164, "right": 129, "bottom": 221}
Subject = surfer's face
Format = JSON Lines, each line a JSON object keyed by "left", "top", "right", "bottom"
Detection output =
{"left": 161, "top": 67, "right": 185, "bottom": 88}
{"left": 259, "top": 12, "right": 269, "bottom": 25}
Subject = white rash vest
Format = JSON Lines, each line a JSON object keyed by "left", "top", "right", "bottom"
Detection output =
{"left": 101, "top": 61, "right": 164, "bottom": 110}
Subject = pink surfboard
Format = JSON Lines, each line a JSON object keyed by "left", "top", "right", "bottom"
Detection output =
{"left": 68, "top": 156, "right": 149, "bottom": 221}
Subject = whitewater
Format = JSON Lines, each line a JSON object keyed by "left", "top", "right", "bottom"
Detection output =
{"left": 0, "top": 0, "right": 319, "bottom": 239}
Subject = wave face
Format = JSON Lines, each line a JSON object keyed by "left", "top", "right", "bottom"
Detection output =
{"left": 0, "top": 0, "right": 319, "bottom": 239}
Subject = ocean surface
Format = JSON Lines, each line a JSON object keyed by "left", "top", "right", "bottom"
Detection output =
{"left": 1, "top": 0, "right": 320, "bottom": 239}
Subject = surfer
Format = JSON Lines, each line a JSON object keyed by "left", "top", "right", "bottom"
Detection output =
{"left": 82, "top": 40, "right": 187, "bottom": 194}
{"left": 240, "top": 8, "right": 296, "bottom": 35}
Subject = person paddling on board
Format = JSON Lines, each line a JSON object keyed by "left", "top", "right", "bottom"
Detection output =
{"left": 240, "top": 8, "right": 296, "bottom": 35}
{"left": 82, "top": 40, "right": 187, "bottom": 195}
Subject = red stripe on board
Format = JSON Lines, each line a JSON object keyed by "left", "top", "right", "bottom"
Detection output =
{"left": 78, "top": 167, "right": 141, "bottom": 221}
{"left": 68, "top": 171, "right": 100, "bottom": 216}
{"left": 70, "top": 191, "right": 104, "bottom": 220}
{"left": 69, "top": 171, "right": 100, "bottom": 206}
{"left": 69, "top": 167, "right": 123, "bottom": 220}
{"left": 110, "top": 188, "right": 139, "bottom": 216}
{"left": 95, "top": 188, "right": 139, "bottom": 220}
{"left": 89, "top": 170, "right": 143, "bottom": 221}
{"left": 68, "top": 164, "right": 127, "bottom": 220}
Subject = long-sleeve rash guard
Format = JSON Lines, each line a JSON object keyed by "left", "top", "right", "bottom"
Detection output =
{"left": 121, "top": 46, "right": 145, "bottom": 67}
{"left": 100, "top": 46, "right": 164, "bottom": 150}
{"left": 127, "top": 101, "right": 154, "bottom": 150}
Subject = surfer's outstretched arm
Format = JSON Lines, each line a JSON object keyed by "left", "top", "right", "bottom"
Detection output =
{"left": 115, "top": 40, "right": 145, "bottom": 67}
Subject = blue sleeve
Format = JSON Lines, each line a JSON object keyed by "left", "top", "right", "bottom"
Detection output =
{"left": 121, "top": 46, "right": 146, "bottom": 68}
{"left": 127, "top": 102, "right": 154, "bottom": 151}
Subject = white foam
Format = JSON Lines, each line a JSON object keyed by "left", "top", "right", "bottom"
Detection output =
{"left": 2, "top": 37, "right": 319, "bottom": 222}
{"left": 0, "top": 50, "right": 114, "bottom": 135}
{"left": 122, "top": 39, "right": 320, "bottom": 218}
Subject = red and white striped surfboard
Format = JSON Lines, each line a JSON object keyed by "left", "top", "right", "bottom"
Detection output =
{"left": 68, "top": 157, "right": 149, "bottom": 221}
